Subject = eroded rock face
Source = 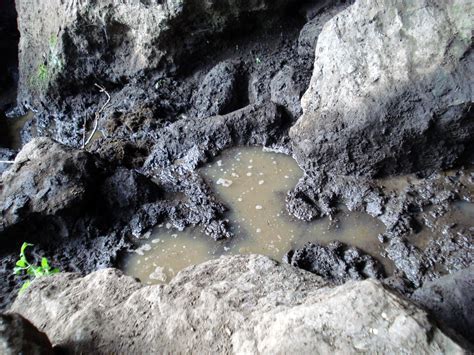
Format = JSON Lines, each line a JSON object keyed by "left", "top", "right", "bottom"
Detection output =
{"left": 0, "top": 137, "right": 164, "bottom": 238}
{"left": 192, "top": 60, "right": 248, "bottom": 118}
{"left": 0, "top": 313, "right": 53, "bottom": 355}
{"left": 10, "top": 255, "right": 464, "bottom": 353}
{"left": 15, "top": 0, "right": 295, "bottom": 110}
{"left": 290, "top": 0, "right": 474, "bottom": 177}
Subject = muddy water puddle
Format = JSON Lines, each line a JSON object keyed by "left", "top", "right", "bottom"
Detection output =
{"left": 408, "top": 200, "right": 474, "bottom": 251}
{"left": 123, "top": 147, "right": 387, "bottom": 284}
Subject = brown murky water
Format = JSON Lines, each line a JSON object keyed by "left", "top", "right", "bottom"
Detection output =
{"left": 408, "top": 200, "right": 474, "bottom": 251}
{"left": 123, "top": 147, "right": 388, "bottom": 284}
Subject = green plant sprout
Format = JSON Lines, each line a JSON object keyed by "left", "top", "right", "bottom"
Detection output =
{"left": 14, "top": 242, "right": 60, "bottom": 294}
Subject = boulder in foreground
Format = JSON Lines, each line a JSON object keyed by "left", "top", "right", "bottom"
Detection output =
{"left": 11, "top": 255, "right": 465, "bottom": 353}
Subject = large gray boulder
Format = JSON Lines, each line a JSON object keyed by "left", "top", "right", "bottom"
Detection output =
{"left": 11, "top": 255, "right": 464, "bottom": 353}
{"left": 290, "top": 0, "right": 474, "bottom": 176}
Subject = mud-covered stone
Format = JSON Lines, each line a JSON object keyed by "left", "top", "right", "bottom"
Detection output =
{"left": 0, "top": 313, "right": 53, "bottom": 355}
{"left": 14, "top": 0, "right": 296, "bottom": 120}
{"left": 10, "top": 255, "right": 465, "bottom": 353}
{"left": 284, "top": 241, "right": 384, "bottom": 283}
{"left": 0, "top": 137, "right": 101, "bottom": 232}
{"left": 192, "top": 60, "right": 247, "bottom": 118}
{"left": 291, "top": 0, "right": 474, "bottom": 176}
{"left": 270, "top": 65, "right": 302, "bottom": 120}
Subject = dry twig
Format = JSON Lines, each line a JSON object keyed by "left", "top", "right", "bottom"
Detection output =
{"left": 82, "top": 83, "right": 111, "bottom": 149}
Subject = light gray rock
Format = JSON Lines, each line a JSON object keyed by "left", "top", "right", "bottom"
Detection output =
{"left": 11, "top": 255, "right": 464, "bottom": 354}
{"left": 290, "top": 0, "right": 474, "bottom": 176}
{"left": 297, "top": 1, "right": 350, "bottom": 59}
{"left": 0, "top": 313, "right": 53, "bottom": 355}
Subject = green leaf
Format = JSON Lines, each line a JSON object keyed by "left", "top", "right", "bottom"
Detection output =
{"left": 19, "top": 280, "right": 31, "bottom": 294}
{"left": 16, "top": 259, "right": 26, "bottom": 267}
{"left": 33, "top": 266, "right": 44, "bottom": 277}
{"left": 26, "top": 267, "right": 35, "bottom": 276}
{"left": 50, "top": 268, "right": 60, "bottom": 275}
{"left": 41, "top": 257, "right": 50, "bottom": 270}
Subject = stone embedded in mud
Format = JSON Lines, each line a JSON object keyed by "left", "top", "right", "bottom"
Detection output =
{"left": 0, "top": 313, "right": 53, "bottom": 355}
{"left": 290, "top": 0, "right": 474, "bottom": 176}
{"left": 10, "top": 255, "right": 465, "bottom": 353}
{"left": 284, "top": 241, "right": 384, "bottom": 283}
{"left": 0, "top": 137, "right": 101, "bottom": 232}
{"left": 0, "top": 137, "right": 164, "bottom": 239}
{"left": 270, "top": 65, "right": 303, "bottom": 120}
{"left": 192, "top": 60, "right": 247, "bottom": 119}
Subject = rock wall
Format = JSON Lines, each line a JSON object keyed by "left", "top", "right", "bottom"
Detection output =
{"left": 290, "top": 0, "right": 474, "bottom": 177}
{"left": 15, "top": 0, "right": 296, "bottom": 110}
{"left": 9, "top": 255, "right": 466, "bottom": 353}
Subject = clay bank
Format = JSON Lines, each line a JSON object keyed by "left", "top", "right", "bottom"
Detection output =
{"left": 0, "top": 0, "right": 473, "bottom": 353}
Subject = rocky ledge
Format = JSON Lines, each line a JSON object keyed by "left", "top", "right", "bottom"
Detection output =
{"left": 6, "top": 255, "right": 469, "bottom": 353}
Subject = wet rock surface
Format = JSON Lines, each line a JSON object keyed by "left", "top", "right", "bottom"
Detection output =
{"left": 284, "top": 241, "right": 384, "bottom": 283}
{"left": 0, "top": 313, "right": 53, "bottom": 355}
{"left": 10, "top": 255, "right": 466, "bottom": 354}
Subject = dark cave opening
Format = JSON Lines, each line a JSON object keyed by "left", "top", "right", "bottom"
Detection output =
{"left": 0, "top": 0, "right": 19, "bottom": 111}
